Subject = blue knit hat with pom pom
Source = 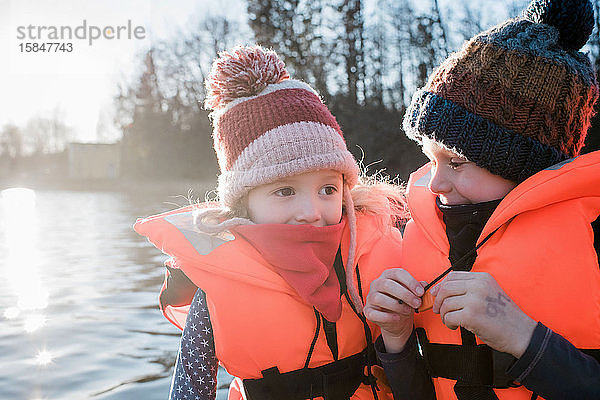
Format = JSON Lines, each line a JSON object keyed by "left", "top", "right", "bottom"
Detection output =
{"left": 403, "top": 0, "right": 599, "bottom": 183}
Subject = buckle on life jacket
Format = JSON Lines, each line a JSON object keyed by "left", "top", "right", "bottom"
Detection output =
{"left": 415, "top": 328, "right": 519, "bottom": 389}
{"left": 242, "top": 347, "right": 370, "bottom": 400}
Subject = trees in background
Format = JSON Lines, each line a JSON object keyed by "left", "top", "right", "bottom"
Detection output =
{"left": 114, "top": 0, "right": 600, "bottom": 181}
{"left": 0, "top": 125, "right": 22, "bottom": 160}
{"left": 0, "top": 114, "right": 72, "bottom": 180}
{"left": 115, "top": 16, "right": 246, "bottom": 179}
{"left": 1, "top": 112, "right": 72, "bottom": 160}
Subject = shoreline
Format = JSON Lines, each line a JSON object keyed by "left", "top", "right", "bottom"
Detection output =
{"left": 0, "top": 177, "right": 216, "bottom": 195}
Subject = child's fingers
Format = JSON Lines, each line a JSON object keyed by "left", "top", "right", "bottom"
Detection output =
{"left": 364, "top": 306, "right": 406, "bottom": 325}
{"left": 370, "top": 276, "right": 404, "bottom": 299}
{"left": 380, "top": 268, "right": 425, "bottom": 297}
{"left": 430, "top": 272, "right": 475, "bottom": 296}
{"left": 445, "top": 271, "right": 477, "bottom": 281}
{"left": 432, "top": 280, "right": 468, "bottom": 313}
{"left": 367, "top": 287, "right": 420, "bottom": 316}
{"left": 438, "top": 294, "right": 465, "bottom": 321}
{"left": 440, "top": 308, "right": 464, "bottom": 330}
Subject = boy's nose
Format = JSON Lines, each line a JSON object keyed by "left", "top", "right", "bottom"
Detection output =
{"left": 294, "top": 196, "right": 322, "bottom": 225}
{"left": 428, "top": 167, "right": 452, "bottom": 195}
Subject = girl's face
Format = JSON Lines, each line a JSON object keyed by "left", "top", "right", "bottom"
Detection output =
{"left": 422, "top": 138, "right": 517, "bottom": 205}
{"left": 247, "top": 170, "right": 344, "bottom": 226}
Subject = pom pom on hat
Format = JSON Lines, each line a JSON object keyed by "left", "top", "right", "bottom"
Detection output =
{"left": 523, "top": 0, "right": 594, "bottom": 50}
{"left": 203, "top": 43, "right": 359, "bottom": 207}
{"left": 205, "top": 45, "right": 290, "bottom": 111}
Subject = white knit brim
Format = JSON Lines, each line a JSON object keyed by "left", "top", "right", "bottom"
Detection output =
{"left": 218, "top": 121, "right": 359, "bottom": 207}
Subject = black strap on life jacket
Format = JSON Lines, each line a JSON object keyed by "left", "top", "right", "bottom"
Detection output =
{"left": 338, "top": 249, "right": 380, "bottom": 400}
{"left": 322, "top": 316, "right": 339, "bottom": 361}
{"left": 421, "top": 226, "right": 502, "bottom": 294}
{"left": 417, "top": 226, "right": 511, "bottom": 399}
{"left": 243, "top": 346, "right": 372, "bottom": 400}
{"left": 242, "top": 247, "right": 379, "bottom": 400}
{"left": 417, "top": 221, "right": 600, "bottom": 399}
{"left": 416, "top": 328, "right": 518, "bottom": 388}
{"left": 416, "top": 329, "right": 600, "bottom": 396}
{"left": 453, "top": 231, "right": 503, "bottom": 399}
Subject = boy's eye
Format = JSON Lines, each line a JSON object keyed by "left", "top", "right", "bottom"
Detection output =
{"left": 319, "top": 185, "right": 337, "bottom": 195}
{"left": 274, "top": 187, "right": 295, "bottom": 197}
{"left": 448, "top": 159, "right": 467, "bottom": 170}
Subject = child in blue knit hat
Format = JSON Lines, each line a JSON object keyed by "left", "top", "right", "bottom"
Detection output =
{"left": 365, "top": 0, "right": 600, "bottom": 399}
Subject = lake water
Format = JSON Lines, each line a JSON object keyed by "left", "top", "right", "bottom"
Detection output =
{"left": 0, "top": 187, "right": 233, "bottom": 400}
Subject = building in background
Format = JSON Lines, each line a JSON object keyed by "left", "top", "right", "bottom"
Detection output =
{"left": 68, "top": 143, "right": 121, "bottom": 179}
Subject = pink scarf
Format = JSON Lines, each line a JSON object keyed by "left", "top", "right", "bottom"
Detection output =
{"left": 232, "top": 222, "right": 345, "bottom": 322}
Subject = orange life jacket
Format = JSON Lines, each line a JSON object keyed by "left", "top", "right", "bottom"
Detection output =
{"left": 134, "top": 210, "right": 402, "bottom": 400}
{"left": 401, "top": 151, "right": 600, "bottom": 400}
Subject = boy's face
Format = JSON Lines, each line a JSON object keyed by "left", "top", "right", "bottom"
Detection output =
{"left": 247, "top": 169, "right": 344, "bottom": 226}
{"left": 422, "top": 138, "right": 517, "bottom": 205}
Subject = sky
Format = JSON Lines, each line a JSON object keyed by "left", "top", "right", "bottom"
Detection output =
{"left": 0, "top": 0, "right": 521, "bottom": 145}
{"left": 0, "top": 0, "right": 245, "bottom": 143}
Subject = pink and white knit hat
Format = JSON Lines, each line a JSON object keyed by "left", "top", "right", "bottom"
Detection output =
{"left": 205, "top": 45, "right": 359, "bottom": 208}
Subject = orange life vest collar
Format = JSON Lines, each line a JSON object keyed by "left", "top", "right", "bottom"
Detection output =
{"left": 407, "top": 151, "right": 600, "bottom": 252}
{"left": 134, "top": 208, "right": 401, "bottom": 400}
{"left": 402, "top": 151, "right": 600, "bottom": 400}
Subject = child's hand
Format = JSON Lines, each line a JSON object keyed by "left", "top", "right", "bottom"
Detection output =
{"left": 431, "top": 271, "right": 537, "bottom": 358}
{"left": 364, "top": 268, "right": 426, "bottom": 353}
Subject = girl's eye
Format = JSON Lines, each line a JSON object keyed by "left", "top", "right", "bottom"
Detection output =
{"left": 319, "top": 186, "right": 337, "bottom": 195}
{"left": 274, "top": 187, "right": 294, "bottom": 197}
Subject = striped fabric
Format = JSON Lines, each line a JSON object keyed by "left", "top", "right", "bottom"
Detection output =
{"left": 403, "top": 0, "right": 598, "bottom": 183}
{"left": 205, "top": 46, "right": 360, "bottom": 209}
{"left": 211, "top": 79, "right": 359, "bottom": 208}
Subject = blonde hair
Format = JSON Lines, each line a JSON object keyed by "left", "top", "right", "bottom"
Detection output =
{"left": 350, "top": 172, "right": 408, "bottom": 230}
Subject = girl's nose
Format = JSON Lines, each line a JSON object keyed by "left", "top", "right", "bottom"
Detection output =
{"left": 294, "top": 196, "right": 322, "bottom": 225}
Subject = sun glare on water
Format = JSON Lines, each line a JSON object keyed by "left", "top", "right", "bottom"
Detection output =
{"left": 1, "top": 188, "right": 49, "bottom": 316}
{"left": 1, "top": 188, "right": 55, "bottom": 375}
{"left": 34, "top": 350, "right": 54, "bottom": 366}
{"left": 4, "top": 306, "right": 20, "bottom": 319}
{"left": 24, "top": 314, "right": 48, "bottom": 333}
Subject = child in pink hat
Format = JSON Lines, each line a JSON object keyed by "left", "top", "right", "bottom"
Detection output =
{"left": 135, "top": 45, "right": 407, "bottom": 400}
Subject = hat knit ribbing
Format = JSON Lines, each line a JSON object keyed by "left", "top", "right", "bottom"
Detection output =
{"left": 205, "top": 46, "right": 359, "bottom": 207}
{"left": 403, "top": 0, "right": 599, "bottom": 183}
